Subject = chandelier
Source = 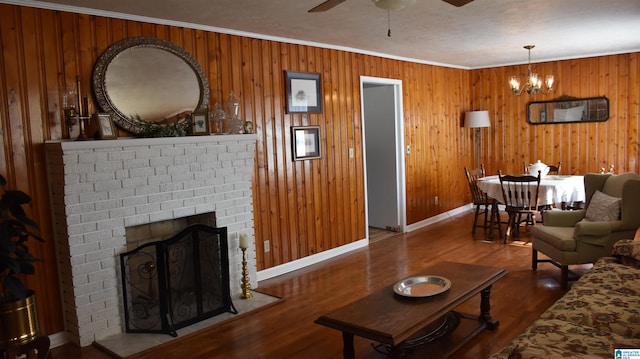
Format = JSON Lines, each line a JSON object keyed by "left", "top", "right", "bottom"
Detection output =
{"left": 508, "top": 45, "right": 554, "bottom": 96}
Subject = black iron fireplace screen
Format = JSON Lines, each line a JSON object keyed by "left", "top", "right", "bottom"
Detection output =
{"left": 120, "top": 224, "right": 237, "bottom": 336}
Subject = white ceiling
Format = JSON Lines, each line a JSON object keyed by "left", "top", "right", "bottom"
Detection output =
{"left": 6, "top": 0, "right": 640, "bottom": 69}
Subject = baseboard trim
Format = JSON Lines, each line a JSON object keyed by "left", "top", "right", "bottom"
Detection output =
{"left": 257, "top": 238, "right": 368, "bottom": 282}
{"left": 49, "top": 331, "right": 69, "bottom": 349}
{"left": 258, "top": 204, "right": 474, "bottom": 282}
{"left": 405, "top": 204, "right": 473, "bottom": 232}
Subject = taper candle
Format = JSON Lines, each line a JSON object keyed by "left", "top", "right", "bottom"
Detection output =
{"left": 76, "top": 76, "right": 83, "bottom": 116}
{"left": 239, "top": 233, "right": 249, "bottom": 249}
{"left": 82, "top": 96, "right": 89, "bottom": 117}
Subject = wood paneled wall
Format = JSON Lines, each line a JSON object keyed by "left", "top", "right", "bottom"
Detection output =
{"left": 0, "top": 3, "right": 638, "bottom": 337}
{"left": 470, "top": 54, "right": 640, "bottom": 176}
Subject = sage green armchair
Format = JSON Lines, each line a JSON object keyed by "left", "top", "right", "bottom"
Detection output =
{"left": 531, "top": 172, "right": 640, "bottom": 288}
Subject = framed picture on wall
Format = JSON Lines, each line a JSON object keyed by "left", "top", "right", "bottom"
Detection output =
{"left": 285, "top": 71, "right": 322, "bottom": 113}
{"left": 291, "top": 126, "right": 321, "bottom": 161}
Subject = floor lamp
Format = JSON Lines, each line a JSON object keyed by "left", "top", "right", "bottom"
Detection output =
{"left": 464, "top": 110, "right": 491, "bottom": 170}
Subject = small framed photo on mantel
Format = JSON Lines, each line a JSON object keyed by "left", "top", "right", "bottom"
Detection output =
{"left": 291, "top": 125, "right": 321, "bottom": 161}
{"left": 190, "top": 112, "right": 209, "bottom": 135}
{"left": 91, "top": 113, "right": 117, "bottom": 140}
{"left": 285, "top": 71, "right": 322, "bottom": 114}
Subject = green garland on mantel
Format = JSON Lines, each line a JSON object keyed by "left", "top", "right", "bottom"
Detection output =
{"left": 134, "top": 115, "right": 191, "bottom": 138}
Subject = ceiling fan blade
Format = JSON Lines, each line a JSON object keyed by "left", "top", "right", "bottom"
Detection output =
{"left": 442, "top": 0, "right": 473, "bottom": 6}
{"left": 308, "top": 0, "right": 347, "bottom": 12}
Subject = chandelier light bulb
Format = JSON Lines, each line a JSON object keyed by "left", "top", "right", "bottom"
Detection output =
{"left": 545, "top": 75, "right": 554, "bottom": 91}
{"left": 509, "top": 76, "right": 520, "bottom": 92}
{"left": 529, "top": 72, "right": 539, "bottom": 87}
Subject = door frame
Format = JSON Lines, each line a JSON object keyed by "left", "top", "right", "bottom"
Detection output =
{"left": 360, "top": 76, "right": 406, "bottom": 238}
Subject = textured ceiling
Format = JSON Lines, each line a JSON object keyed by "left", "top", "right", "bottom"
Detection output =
{"left": 6, "top": 0, "right": 640, "bottom": 68}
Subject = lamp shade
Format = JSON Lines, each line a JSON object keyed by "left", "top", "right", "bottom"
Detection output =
{"left": 464, "top": 110, "right": 491, "bottom": 128}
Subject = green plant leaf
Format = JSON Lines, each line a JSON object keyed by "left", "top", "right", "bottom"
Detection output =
{"left": 0, "top": 174, "right": 42, "bottom": 301}
{"left": 3, "top": 275, "right": 26, "bottom": 300}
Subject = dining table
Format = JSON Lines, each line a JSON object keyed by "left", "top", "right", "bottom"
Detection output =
{"left": 476, "top": 174, "right": 585, "bottom": 239}
{"left": 476, "top": 174, "right": 585, "bottom": 206}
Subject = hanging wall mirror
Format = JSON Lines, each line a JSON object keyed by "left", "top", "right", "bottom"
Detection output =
{"left": 92, "top": 37, "right": 210, "bottom": 134}
{"left": 527, "top": 96, "right": 609, "bottom": 125}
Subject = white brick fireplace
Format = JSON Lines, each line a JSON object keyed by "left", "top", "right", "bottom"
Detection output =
{"left": 45, "top": 135, "right": 257, "bottom": 347}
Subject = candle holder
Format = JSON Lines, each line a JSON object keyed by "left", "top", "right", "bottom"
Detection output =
{"left": 240, "top": 247, "right": 253, "bottom": 299}
{"left": 63, "top": 108, "right": 78, "bottom": 137}
{"left": 75, "top": 114, "right": 91, "bottom": 141}
{"left": 63, "top": 77, "right": 91, "bottom": 141}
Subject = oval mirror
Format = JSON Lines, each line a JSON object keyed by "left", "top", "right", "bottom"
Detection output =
{"left": 527, "top": 96, "right": 609, "bottom": 124}
{"left": 93, "top": 37, "right": 210, "bottom": 134}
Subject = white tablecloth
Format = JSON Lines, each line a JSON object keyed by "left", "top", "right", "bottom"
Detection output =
{"left": 476, "top": 175, "right": 585, "bottom": 205}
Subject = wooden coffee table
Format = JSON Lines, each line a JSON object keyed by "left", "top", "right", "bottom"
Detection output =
{"left": 315, "top": 261, "right": 507, "bottom": 358}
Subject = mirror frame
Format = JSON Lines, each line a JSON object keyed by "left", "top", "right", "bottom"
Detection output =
{"left": 527, "top": 96, "right": 609, "bottom": 125}
{"left": 92, "top": 37, "right": 210, "bottom": 134}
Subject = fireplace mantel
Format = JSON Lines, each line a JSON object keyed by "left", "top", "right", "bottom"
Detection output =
{"left": 45, "top": 134, "right": 257, "bottom": 346}
{"left": 48, "top": 133, "right": 256, "bottom": 150}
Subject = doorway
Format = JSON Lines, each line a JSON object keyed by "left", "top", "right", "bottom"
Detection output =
{"left": 360, "top": 76, "right": 406, "bottom": 241}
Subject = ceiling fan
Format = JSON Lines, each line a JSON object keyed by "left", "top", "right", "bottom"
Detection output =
{"left": 308, "top": 0, "right": 473, "bottom": 12}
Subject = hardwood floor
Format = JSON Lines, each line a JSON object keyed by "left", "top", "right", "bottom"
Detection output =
{"left": 368, "top": 227, "right": 399, "bottom": 243}
{"left": 49, "top": 211, "right": 589, "bottom": 359}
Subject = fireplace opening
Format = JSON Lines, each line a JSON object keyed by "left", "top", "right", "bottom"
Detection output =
{"left": 120, "top": 224, "right": 237, "bottom": 337}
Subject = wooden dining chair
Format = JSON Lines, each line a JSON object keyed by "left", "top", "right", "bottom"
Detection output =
{"left": 524, "top": 161, "right": 561, "bottom": 175}
{"left": 464, "top": 165, "right": 501, "bottom": 238}
{"left": 600, "top": 164, "right": 615, "bottom": 174}
{"left": 498, "top": 171, "right": 542, "bottom": 242}
{"left": 548, "top": 161, "right": 562, "bottom": 175}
